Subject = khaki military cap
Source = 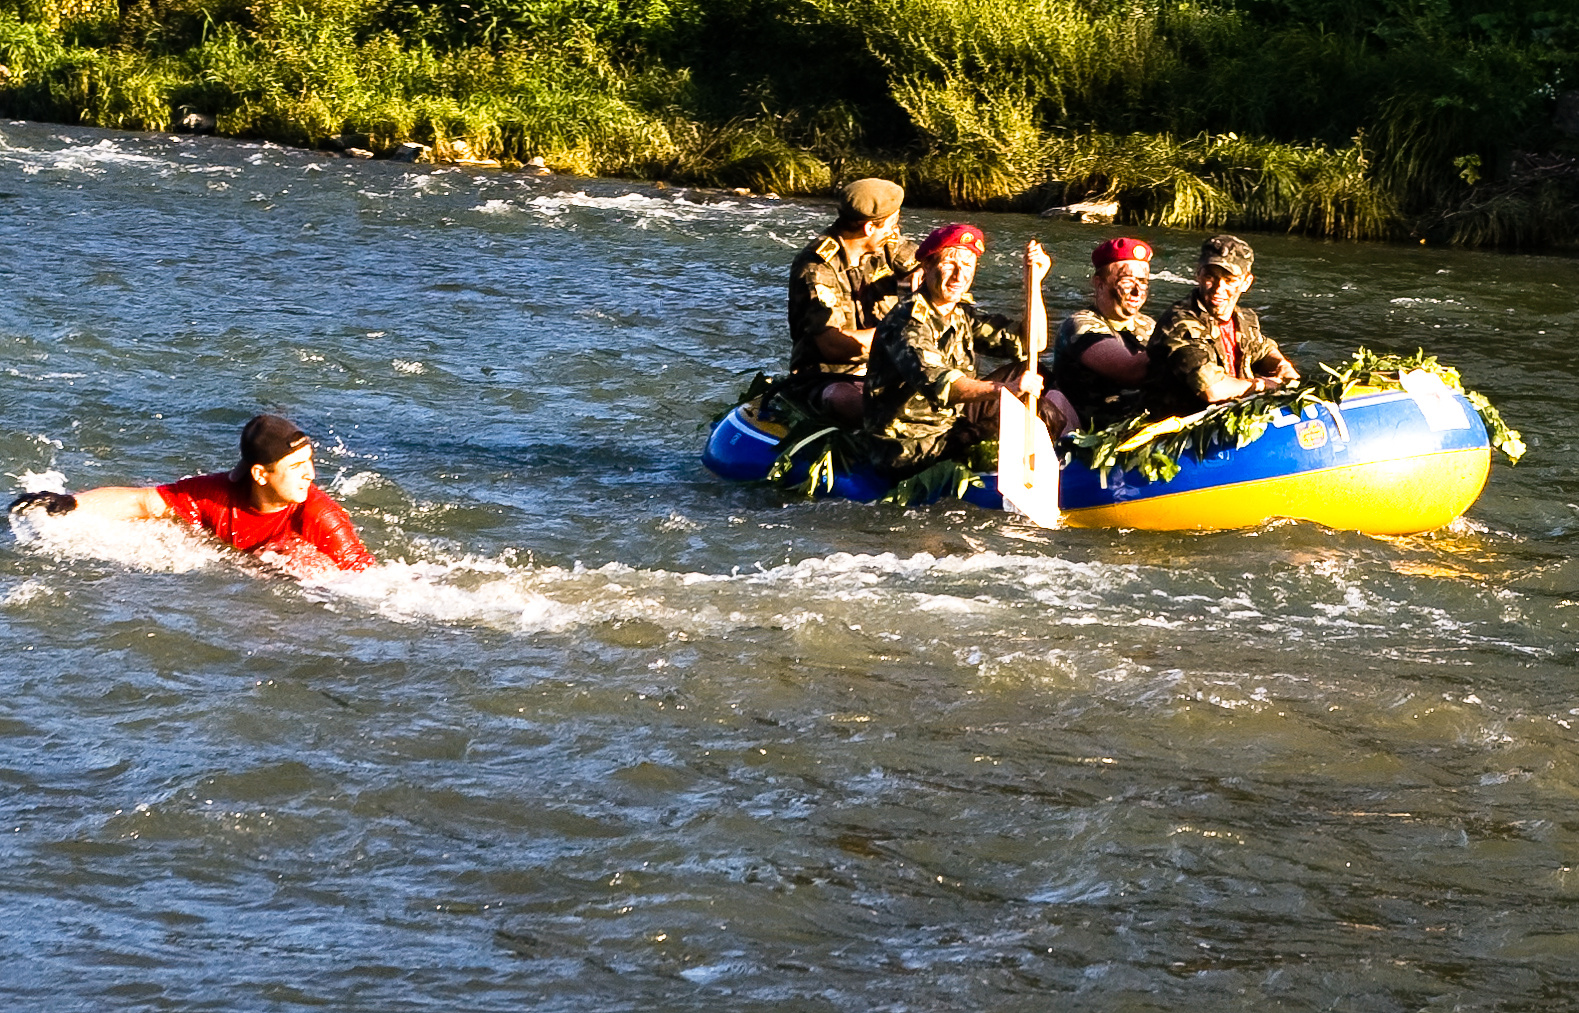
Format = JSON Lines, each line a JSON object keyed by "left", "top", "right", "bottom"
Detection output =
{"left": 838, "top": 178, "right": 904, "bottom": 221}
{"left": 1199, "top": 234, "right": 1254, "bottom": 276}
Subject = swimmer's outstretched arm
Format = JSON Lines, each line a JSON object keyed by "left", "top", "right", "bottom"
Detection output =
{"left": 10, "top": 485, "right": 170, "bottom": 520}
{"left": 73, "top": 487, "right": 172, "bottom": 520}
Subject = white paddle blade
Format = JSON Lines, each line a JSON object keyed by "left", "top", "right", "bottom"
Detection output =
{"left": 996, "top": 388, "right": 1062, "bottom": 528}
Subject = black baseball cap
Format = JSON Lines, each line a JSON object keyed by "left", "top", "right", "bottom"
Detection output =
{"left": 230, "top": 414, "right": 310, "bottom": 480}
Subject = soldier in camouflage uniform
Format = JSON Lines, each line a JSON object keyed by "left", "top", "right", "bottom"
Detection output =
{"left": 1049, "top": 237, "right": 1156, "bottom": 429}
{"left": 786, "top": 178, "right": 919, "bottom": 426}
{"left": 862, "top": 223, "right": 1072, "bottom": 477}
{"left": 1144, "top": 235, "right": 1300, "bottom": 419}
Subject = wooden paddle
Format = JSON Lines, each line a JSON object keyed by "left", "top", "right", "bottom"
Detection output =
{"left": 996, "top": 240, "right": 1061, "bottom": 527}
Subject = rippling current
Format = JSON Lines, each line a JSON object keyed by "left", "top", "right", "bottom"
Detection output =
{"left": 2, "top": 121, "right": 1578, "bottom": 1011}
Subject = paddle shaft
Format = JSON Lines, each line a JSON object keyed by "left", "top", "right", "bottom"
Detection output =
{"left": 993, "top": 241, "right": 1061, "bottom": 528}
{"left": 1021, "top": 246, "right": 1047, "bottom": 451}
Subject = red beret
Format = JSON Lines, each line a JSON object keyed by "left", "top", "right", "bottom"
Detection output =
{"left": 916, "top": 223, "right": 985, "bottom": 262}
{"left": 1092, "top": 237, "right": 1153, "bottom": 269}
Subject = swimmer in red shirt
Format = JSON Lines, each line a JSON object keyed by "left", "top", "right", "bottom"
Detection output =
{"left": 9, "top": 414, "right": 375, "bottom": 573}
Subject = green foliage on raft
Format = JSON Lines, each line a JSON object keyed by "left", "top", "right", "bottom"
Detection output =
{"left": 744, "top": 347, "right": 1521, "bottom": 507}
{"left": 1, "top": 0, "right": 1576, "bottom": 245}
{"left": 765, "top": 419, "right": 842, "bottom": 498}
{"left": 881, "top": 459, "right": 984, "bottom": 508}
{"left": 745, "top": 380, "right": 993, "bottom": 506}
{"left": 747, "top": 382, "right": 865, "bottom": 499}
{"left": 873, "top": 438, "right": 996, "bottom": 508}
{"left": 1069, "top": 348, "right": 1526, "bottom": 485}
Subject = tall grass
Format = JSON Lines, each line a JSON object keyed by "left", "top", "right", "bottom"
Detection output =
{"left": 0, "top": 0, "right": 1574, "bottom": 246}
{"left": 1035, "top": 131, "right": 1396, "bottom": 240}
{"left": 853, "top": 77, "right": 1397, "bottom": 239}
{"left": 888, "top": 77, "right": 1043, "bottom": 205}
{"left": 811, "top": 0, "right": 1168, "bottom": 122}
{"left": 807, "top": 0, "right": 1575, "bottom": 245}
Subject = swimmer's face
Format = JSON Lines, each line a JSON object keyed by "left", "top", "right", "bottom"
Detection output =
{"left": 252, "top": 443, "right": 315, "bottom": 506}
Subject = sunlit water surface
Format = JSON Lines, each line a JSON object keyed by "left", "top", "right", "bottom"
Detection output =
{"left": 2, "top": 122, "right": 1578, "bottom": 1012}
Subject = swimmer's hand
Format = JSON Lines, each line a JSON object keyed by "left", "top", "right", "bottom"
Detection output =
{"left": 9, "top": 491, "right": 78, "bottom": 516}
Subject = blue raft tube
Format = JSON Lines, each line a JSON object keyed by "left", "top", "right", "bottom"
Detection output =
{"left": 702, "top": 385, "right": 1493, "bottom": 535}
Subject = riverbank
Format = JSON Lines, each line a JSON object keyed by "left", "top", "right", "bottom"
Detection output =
{"left": 2, "top": 0, "right": 1576, "bottom": 247}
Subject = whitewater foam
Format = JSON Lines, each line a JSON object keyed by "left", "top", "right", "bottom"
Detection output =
{"left": 2, "top": 503, "right": 1529, "bottom": 660}
{"left": 507, "top": 190, "right": 822, "bottom": 232}
{"left": 0, "top": 138, "right": 175, "bottom": 176}
{"left": 9, "top": 510, "right": 228, "bottom": 574}
{"left": 14, "top": 468, "right": 69, "bottom": 493}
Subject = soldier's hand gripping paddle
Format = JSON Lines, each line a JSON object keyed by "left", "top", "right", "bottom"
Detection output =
{"left": 997, "top": 240, "right": 1062, "bottom": 528}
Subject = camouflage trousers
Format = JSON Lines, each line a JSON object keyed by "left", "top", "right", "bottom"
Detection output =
{"left": 785, "top": 373, "right": 865, "bottom": 428}
{"left": 864, "top": 365, "right": 1072, "bottom": 478}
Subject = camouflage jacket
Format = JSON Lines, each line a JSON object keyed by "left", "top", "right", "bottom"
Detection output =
{"left": 787, "top": 230, "right": 919, "bottom": 380}
{"left": 1144, "top": 292, "right": 1281, "bottom": 418}
{"left": 863, "top": 292, "right": 1021, "bottom": 442}
{"left": 1048, "top": 307, "right": 1155, "bottom": 428}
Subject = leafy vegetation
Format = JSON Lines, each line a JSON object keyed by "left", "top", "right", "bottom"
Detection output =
{"left": 2, "top": 0, "right": 1576, "bottom": 245}
{"left": 734, "top": 347, "right": 1521, "bottom": 512}
{"left": 1070, "top": 348, "right": 1526, "bottom": 484}
{"left": 880, "top": 458, "right": 985, "bottom": 507}
{"left": 756, "top": 396, "right": 991, "bottom": 507}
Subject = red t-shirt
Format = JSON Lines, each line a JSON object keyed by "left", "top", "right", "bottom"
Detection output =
{"left": 156, "top": 472, "right": 375, "bottom": 572}
{"left": 1217, "top": 316, "right": 1241, "bottom": 377}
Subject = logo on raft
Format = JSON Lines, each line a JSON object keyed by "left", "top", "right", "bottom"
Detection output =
{"left": 1296, "top": 419, "right": 1328, "bottom": 450}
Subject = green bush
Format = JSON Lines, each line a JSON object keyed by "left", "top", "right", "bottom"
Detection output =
{"left": 0, "top": 0, "right": 1574, "bottom": 246}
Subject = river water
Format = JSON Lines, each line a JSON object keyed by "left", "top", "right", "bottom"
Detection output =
{"left": 1, "top": 120, "right": 1576, "bottom": 1011}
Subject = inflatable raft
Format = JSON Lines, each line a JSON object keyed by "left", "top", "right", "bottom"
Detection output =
{"left": 703, "top": 384, "right": 1493, "bottom": 535}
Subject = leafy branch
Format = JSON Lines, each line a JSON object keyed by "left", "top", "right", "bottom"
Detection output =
{"left": 732, "top": 375, "right": 995, "bottom": 504}
{"left": 1069, "top": 347, "right": 1524, "bottom": 484}
{"left": 734, "top": 380, "right": 870, "bottom": 499}
{"left": 880, "top": 459, "right": 984, "bottom": 507}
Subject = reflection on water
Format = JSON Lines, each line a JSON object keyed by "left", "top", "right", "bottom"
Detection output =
{"left": 2, "top": 121, "right": 1578, "bottom": 1011}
